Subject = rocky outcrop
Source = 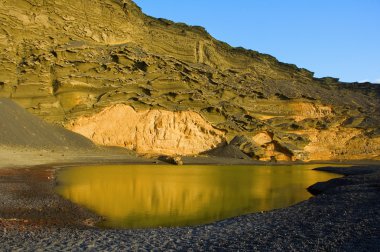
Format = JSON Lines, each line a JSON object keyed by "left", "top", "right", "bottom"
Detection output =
{"left": 225, "top": 128, "right": 380, "bottom": 161}
{"left": 301, "top": 128, "right": 380, "bottom": 161}
{"left": 228, "top": 133, "right": 296, "bottom": 162}
{"left": 0, "top": 0, "right": 379, "bottom": 160}
{"left": 67, "top": 104, "right": 225, "bottom": 156}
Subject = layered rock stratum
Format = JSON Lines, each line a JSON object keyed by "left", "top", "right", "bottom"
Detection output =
{"left": 0, "top": 0, "right": 379, "bottom": 161}
{"left": 67, "top": 104, "right": 224, "bottom": 156}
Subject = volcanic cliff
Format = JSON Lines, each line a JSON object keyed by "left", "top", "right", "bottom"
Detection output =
{"left": 0, "top": 0, "right": 379, "bottom": 161}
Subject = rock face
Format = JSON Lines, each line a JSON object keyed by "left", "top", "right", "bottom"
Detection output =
{"left": 0, "top": 0, "right": 379, "bottom": 160}
{"left": 302, "top": 128, "right": 380, "bottom": 161}
{"left": 67, "top": 104, "right": 225, "bottom": 156}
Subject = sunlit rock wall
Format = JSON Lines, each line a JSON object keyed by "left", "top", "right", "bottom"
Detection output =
{"left": 67, "top": 104, "right": 225, "bottom": 156}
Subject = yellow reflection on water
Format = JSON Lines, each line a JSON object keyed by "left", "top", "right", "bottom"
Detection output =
{"left": 56, "top": 164, "right": 340, "bottom": 228}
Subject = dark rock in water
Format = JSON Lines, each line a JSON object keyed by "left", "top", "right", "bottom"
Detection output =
{"left": 0, "top": 98, "right": 94, "bottom": 149}
{"left": 158, "top": 155, "right": 184, "bottom": 165}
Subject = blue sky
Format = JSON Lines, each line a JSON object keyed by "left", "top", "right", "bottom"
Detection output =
{"left": 134, "top": 0, "right": 380, "bottom": 83}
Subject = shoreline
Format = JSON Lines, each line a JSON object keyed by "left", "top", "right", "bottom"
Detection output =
{"left": 1, "top": 146, "right": 379, "bottom": 170}
{"left": 0, "top": 160, "right": 379, "bottom": 250}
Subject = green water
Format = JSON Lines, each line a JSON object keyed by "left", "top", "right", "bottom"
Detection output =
{"left": 56, "top": 164, "right": 341, "bottom": 228}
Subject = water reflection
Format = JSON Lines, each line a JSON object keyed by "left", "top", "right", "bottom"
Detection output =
{"left": 56, "top": 165, "right": 340, "bottom": 228}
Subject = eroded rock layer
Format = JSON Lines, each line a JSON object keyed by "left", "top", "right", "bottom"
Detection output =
{"left": 67, "top": 104, "right": 225, "bottom": 156}
{"left": 0, "top": 0, "right": 379, "bottom": 160}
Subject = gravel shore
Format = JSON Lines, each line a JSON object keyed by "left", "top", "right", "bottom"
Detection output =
{"left": 0, "top": 165, "right": 379, "bottom": 251}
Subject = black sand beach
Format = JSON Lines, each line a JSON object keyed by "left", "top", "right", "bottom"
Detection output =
{"left": 0, "top": 164, "right": 379, "bottom": 251}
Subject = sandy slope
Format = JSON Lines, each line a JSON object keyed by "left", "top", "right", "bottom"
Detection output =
{"left": 0, "top": 98, "right": 94, "bottom": 149}
{"left": 0, "top": 98, "right": 151, "bottom": 168}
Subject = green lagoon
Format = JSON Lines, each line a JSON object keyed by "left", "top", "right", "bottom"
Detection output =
{"left": 56, "top": 164, "right": 341, "bottom": 228}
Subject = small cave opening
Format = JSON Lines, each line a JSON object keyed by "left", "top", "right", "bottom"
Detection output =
{"left": 50, "top": 50, "right": 58, "bottom": 58}
{"left": 111, "top": 54, "right": 119, "bottom": 64}
{"left": 133, "top": 61, "right": 148, "bottom": 72}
